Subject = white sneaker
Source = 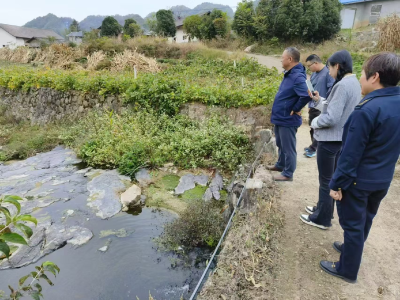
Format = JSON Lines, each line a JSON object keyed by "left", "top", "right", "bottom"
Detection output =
{"left": 300, "top": 214, "right": 328, "bottom": 230}
{"left": 305, "top": 206, "right": 316, "bottom": 214}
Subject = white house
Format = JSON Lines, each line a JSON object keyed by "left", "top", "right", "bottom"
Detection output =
{"left": 168, "top": 18, "right": 199, "bottom": 44}
{"left": 0, "top": 23, "right": 64, "bottom": 49}
{"left": 340, "top": 0, "right": 400, "bottom": 29}
{"left": 67, "top": 31, "right": 83, "bottom": 44}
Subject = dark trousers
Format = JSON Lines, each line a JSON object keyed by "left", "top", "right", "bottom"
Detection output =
{"left": 274, "top": 125, "right": 298, "bottom": 178}
{"left": 309, "top": 141, "right": 342, "bottom": 227}
{"left": 308, "top": 108, "right": 321, "bottom": 151}
{"left": 336, "top": 186, "right": 388, "bottom": 280}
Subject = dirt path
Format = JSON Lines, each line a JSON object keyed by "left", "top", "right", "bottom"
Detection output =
{"left": 269, "top": 124, "right": 400, "bottom": 300}
{"left": 246, "top": 53, "right": 283, "bottom": 73}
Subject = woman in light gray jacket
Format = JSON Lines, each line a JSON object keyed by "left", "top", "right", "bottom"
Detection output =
{"left": 300, "top": 50, "right": 361, "bottom": 230}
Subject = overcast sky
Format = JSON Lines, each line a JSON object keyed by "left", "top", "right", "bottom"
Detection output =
{"left": 2, "top": 0, "right": 238, "bottom": 26}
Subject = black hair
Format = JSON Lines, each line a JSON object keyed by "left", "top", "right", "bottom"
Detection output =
{"left": 328, "top": 50, "right": 353, "bottom": 82}
{"left": 363, "top": 52, "right": 400, "bottom": 87}
{"left": 285, "top": 47, "right": 300, "bottom": 63}
{"left": 305, "top": 54, "right": 322, "bottom": 63}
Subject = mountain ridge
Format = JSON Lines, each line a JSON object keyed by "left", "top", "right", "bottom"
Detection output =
{"left": 22, "top": 3, "right": 235, "bottom": 36}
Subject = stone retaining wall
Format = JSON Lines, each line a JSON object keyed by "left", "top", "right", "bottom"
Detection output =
{"left": 0, "top": 87, "right": 273, "bottom": 138}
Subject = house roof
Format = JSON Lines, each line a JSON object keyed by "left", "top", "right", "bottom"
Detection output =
{"left": 0, "top": 23, "right": 64, "bottom": 40}
{"left": 175, "top": 19, "right": 184, "bottom": 28}
{"left": 67, "top": 31, "right": 83, "bottom": 37}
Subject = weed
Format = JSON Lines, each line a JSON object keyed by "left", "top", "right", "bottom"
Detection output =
{"left": 159, "top": 200, "right": 226, "bottom": 249}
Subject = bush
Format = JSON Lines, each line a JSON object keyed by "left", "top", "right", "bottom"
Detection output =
{"left": 159, "top": 200, "right": 226, "bottom": 249}
{"left": 62, "top": 110, "right": 252, "bottom": 174}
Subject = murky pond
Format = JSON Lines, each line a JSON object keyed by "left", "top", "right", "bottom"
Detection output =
{"left": 0, "top": 147, "right": 207, "bottom": 299}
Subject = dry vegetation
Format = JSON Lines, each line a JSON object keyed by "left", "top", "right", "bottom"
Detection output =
{"left": 0, "top": 37, "right": 242, "bottom": 73}
{"left": 198, "top": 176, "right": 284, "bottom": 299}
{"left": 378, "top": 14, "right": 400, "bottom": 52}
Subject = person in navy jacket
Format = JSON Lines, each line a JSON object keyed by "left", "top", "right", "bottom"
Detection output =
{"left": 267, "top": 47, "right": 311, "bottom": 181}
{"left": 319, "top": 52, "right": 400, "bottom": 283}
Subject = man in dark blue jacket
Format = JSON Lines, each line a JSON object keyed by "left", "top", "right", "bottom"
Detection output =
{"left": 319, "top": 52, "right": 400, "bottom": 283}
{"left": 267, "top": 47, "right": 311, "bottom": 181}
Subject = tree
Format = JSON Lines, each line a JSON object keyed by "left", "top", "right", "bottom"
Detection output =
{"left": 124, "top": 18, "right": 143, "bottom": 38}
{"left": 232, "top": 0, "right": 256, "bottom": 39}
{"left": 69, "top": 19, "right": 80, "bottom": 32}
{"left": 146, "top": 13, "right": 158, "bottom": 34}
{"left": 315, "top": 0, "right": 342, "bottom": 42}
{"left": 101, "top": 16, "right": 122, "bottom": 37}
{"left": 200, "top": 9, "right": 229, "bottom": 40}
{"left": 156, "top": 10, "right": 176, "bottom": 37}
{"left": 183, "top": 15, "right": 203, "bottom": 40}
{"left": 273, "top": 0, "right": 304, "bottom": 41}
{"left": 253, "top": 0, "right": 281, "bottom": 41}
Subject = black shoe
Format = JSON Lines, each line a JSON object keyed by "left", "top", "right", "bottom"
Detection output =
{"left": 304, "top": 147, "right": 314, "bottom": 152}
{"left": 333, "top": 241, "right": 342, "bottom": 254}
{"left": 319, "top": 261, "right": 356, "bottom": 283}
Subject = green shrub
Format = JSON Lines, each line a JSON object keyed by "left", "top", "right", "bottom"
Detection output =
{"left": 63, "top": 110, "right": 252, "bottom": 174}
{"left": 159, "top": 200, "right": 226, "bottom": 249}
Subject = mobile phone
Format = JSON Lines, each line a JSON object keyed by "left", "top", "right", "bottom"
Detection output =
{"left": 306, "top": 80, "right": 314, "bottom": 93}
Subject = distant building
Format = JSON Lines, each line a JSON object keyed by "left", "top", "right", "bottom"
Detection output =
{"left": 169, "top": 16, "right": 200, "bottom": 44}
{"left": 340, "top": 0, "right": 400, "bottom": 29}
{"left": 67, "top": 31, "right": 83, "bottom": 44}
{"left": 0, "top": 23, "right": 64, "bottom": 49}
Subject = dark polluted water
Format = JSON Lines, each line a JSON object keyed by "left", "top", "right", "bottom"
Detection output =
{"left": 0, "top": 148, "right": 209, "bottom": 300}
{"left": 0, "top": 206, "right": 209, "bottom": 300}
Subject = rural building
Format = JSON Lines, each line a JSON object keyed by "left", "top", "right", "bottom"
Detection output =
{"left": 169, "top": 17, "right": 199, "bottom": 43}
{"left": 0, "top": 23, "right": 64, "bottom": 49}
{"left": 67, "top": 31, "right": 83, "bottom": 44}
{"left": 340, "top": 0, "right": 400, "bottom": 29}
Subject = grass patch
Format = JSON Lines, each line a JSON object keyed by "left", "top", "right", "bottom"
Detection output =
{"left": 0, "top": 107, "right": 63, "bottom": 161}
{"left": 161, "top": 175, "right": 180, "bottom": 191}
{"left": 181, "top": 185, "right": 208, "bottom": 201}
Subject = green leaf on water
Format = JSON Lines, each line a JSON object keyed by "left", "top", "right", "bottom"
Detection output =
{"left": 3, "top": 196, "right": 22, "bottom": 215}
{"left": 34, "top": 283, "right": 42, "bottom": 293}
{"left": 30, "top": 291, "right": 41, "bottom": 300}
{"left": 1, "top": 233, "right": 28, "bottom": 245}
{"left": 15, "top": 223, "right": 33, "bottom": 239}
{"left": 16, "top": 215, "right": 37, "bottom": 226}
{"left": 19, "top": 274, "right": 31, "bottom": 286}
{"left": 39, "top": 273, "right": 53, "bottom": 286}
{"left": 43, "top": 261, "right": 60, "bottom": 273}
{"left": 0, "top": 241, "right": 10, "bottom": 258}
{"left": 0, "top": 207, "right": 11, "bottom": 224}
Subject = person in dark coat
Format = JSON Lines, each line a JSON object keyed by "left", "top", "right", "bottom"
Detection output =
{"left": 267, "top": 47, "right": 311, "bottom": 181}
{"left": 319, "top": 52, "right": 400, "bottom": 283}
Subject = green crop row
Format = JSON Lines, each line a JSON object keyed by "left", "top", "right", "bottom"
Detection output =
{"left": 0, "top": 58, "right": 282, "bottom": 115}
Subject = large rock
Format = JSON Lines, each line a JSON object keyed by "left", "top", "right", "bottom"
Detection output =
{"left": 264, "top": 137, "right": 278, "bottom": 158}
{"left": 87, "top": 170, "right": 127, "bottom": 219}
{"left": 135, "top": 168, "right": 152, "bottom": 187}
{"left": 253, "top": 165, "right": 274, "bottom": 188}
{"left": 0, "top": 222, "right": 92, "bottom": 270}
{"left": 175, "top": 174, "right": 209, "bottom": 195}
{"left": 120, "top": 184, "right": 142, "bottom": 209}
{"left": 254, "top": 129, "right": 273, "bottom": 155}
{"left": 240, "top": 178, "right": 263, "bottom": 214}
{"left": 203, "top": 171, "right": 224, "bottom": 201}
